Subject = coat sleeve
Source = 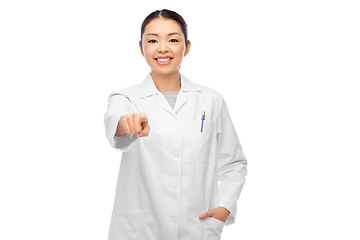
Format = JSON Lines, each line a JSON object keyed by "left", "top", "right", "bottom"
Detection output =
{"left": 103, "top": 93, "right": 139, "bottom": 152}
{"left": 216, "top": 98, "right": 248, "bottom": 226}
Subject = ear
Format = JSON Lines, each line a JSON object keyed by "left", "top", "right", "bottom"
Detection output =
{"left": 184, "top": 40, "right": 191, "bottom": 57}
{"left": 139, "top": 41, "right": 145, "bottom": 57}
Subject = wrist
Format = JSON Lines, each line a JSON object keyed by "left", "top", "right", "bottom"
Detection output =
{"left": 219, "top": 206, "right": 230, "bottom": 214}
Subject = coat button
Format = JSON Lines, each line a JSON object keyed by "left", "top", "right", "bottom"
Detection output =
{"left": 173, "top": 152, "right": 180, "bottom": 159}
{"left": 170, "top": 217, "right": 178, "bottom": 224}
{"left": 171, "top": 184, "right": 179, "bottom": 191}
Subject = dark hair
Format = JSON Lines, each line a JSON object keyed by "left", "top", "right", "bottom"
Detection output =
{"left": 140, "top": 9, "right": 189, "bottom": 48}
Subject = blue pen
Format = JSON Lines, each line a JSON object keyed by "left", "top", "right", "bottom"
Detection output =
{"left": 201, "top": 111, "right": 205, "bottom": 132}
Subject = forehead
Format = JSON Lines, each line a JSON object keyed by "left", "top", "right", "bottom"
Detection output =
{"left": 144, "top": 18, "right": 183, "bottom": 37}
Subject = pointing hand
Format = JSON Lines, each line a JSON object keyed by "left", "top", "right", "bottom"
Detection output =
{"left": 116, "top": 113, "right": 150, "bottom": 138}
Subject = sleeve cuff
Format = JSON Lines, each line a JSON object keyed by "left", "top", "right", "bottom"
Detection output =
{"left": 114, "top": 133, "right": 139, "bottom": 152}
{"left": 218, "top": 202, "right": 237, "bottom": 226}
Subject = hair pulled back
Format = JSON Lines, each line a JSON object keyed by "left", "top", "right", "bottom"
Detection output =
{"left": 140, "top": 9, "right": 189, "bottom": 48}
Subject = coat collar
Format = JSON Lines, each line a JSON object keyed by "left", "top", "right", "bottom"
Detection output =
{"left": 139, "top": 72, "right": 201, "bottom": 98}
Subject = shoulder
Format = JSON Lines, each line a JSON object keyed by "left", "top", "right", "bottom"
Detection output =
{"left": 183, "top": 75, "right": 225, "bottom": 120}
{"left": 181, "top": 73, "right": 224, "bottom": 101}
{"left": 190, "top": 81, "right": 224, "bottom": 106}
{"left": 199, "top": 84, "right": 224, "bottom": 101}
{"left": 108, "top": 84, "right": 140, "bottom": 101}
{"left": 199, "top": 84, "right": 225, "bottom": 117}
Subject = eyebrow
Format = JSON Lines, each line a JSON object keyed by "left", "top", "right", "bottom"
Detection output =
{"left": 146, "top": 32, "right": 180, "bottom": 37}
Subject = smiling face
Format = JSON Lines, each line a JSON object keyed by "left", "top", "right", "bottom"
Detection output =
{"left": 139, "top": 18, "right": 191, "bottom": 76}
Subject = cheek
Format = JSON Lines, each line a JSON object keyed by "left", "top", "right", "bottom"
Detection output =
{"left": 144, "top": 52, "right": 155, "bottom": 62}
{"left": 143, "top": 45, "right": 155, "bottom": 56}
{"left": 173, "top": 46, "right": 185, "bottom": 56}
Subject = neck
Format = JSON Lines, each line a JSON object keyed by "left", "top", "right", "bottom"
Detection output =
{"left": 150, "top": 70, "right": 181, "bottom": 93}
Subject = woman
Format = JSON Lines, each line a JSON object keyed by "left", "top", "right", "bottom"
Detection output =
{"left": 104, "top": 9, "right": 248, "bottom": 240}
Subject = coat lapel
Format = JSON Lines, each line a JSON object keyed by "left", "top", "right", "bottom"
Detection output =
{"left": 173, "top": 90, "right": 186, "bottom": 114}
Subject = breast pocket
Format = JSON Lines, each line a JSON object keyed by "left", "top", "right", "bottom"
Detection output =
{"left": 191, "top": 120, "right": 217, "bottom": 165}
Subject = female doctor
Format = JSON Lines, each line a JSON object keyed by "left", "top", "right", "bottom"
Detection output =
{"left": 104, "top": 9, "right": 248, "bottom": 240}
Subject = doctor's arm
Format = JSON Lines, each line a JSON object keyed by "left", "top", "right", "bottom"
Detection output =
{"left": 104, "top": 94, "right": 149, "bottom": 152}
{"left": 216, "top": 99, "right": 248, "bottom": 226}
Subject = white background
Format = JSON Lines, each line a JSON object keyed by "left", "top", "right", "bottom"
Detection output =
{"left": 1, "top": 0, "right": 359, "bottom": 239}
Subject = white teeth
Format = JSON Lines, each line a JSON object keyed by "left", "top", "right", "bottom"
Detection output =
{"left": 157, "top": 58, "right": 171, "bottom": 62}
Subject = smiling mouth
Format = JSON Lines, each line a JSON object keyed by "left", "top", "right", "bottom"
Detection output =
{"left": 155, "top": 57, "right": 173, "bottom": 62}
{"left": 154, "top": 57, "right": 173, "bottom": 65}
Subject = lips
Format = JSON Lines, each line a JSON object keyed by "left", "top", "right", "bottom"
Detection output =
{"left": 155, "top": 56, "right": 173, "bottom": 60}
{"left": 154, "top": 56, "right": 173, "bottom": 65}
{"left": 156, "top": 58, "right": 171, "bottom": 62}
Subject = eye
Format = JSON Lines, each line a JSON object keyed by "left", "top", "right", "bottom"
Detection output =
{"left": 148, "top": 39, "right": 157, "bottom": 43}
{"left": 170, "top": 39, "right": 179, "bottom": 42}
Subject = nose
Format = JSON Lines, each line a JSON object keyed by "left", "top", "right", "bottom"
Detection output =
{"left": 158, "top": 40, "right": 168, "bottom": 53}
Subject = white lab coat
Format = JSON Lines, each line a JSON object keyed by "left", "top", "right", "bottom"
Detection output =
{"left": 104, "top": 72, "right": 247, "bottom": 240}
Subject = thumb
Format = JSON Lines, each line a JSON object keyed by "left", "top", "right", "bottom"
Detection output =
{"left": 199, "top": 210, "right": 212, "bottom": 219}
{"left": 138, "top": 115, "right": 150, "bottom": 138}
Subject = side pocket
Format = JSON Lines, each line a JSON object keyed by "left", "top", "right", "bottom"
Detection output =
{"left": 203, "top": 217, "right": 225, "bottom": 240}
{"left": 108, "top": 209, "right": 143, "bottom": 240}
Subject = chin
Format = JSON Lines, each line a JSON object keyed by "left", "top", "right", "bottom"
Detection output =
{"left": 151, "top": 67, "right": 179, "bottom": 75}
